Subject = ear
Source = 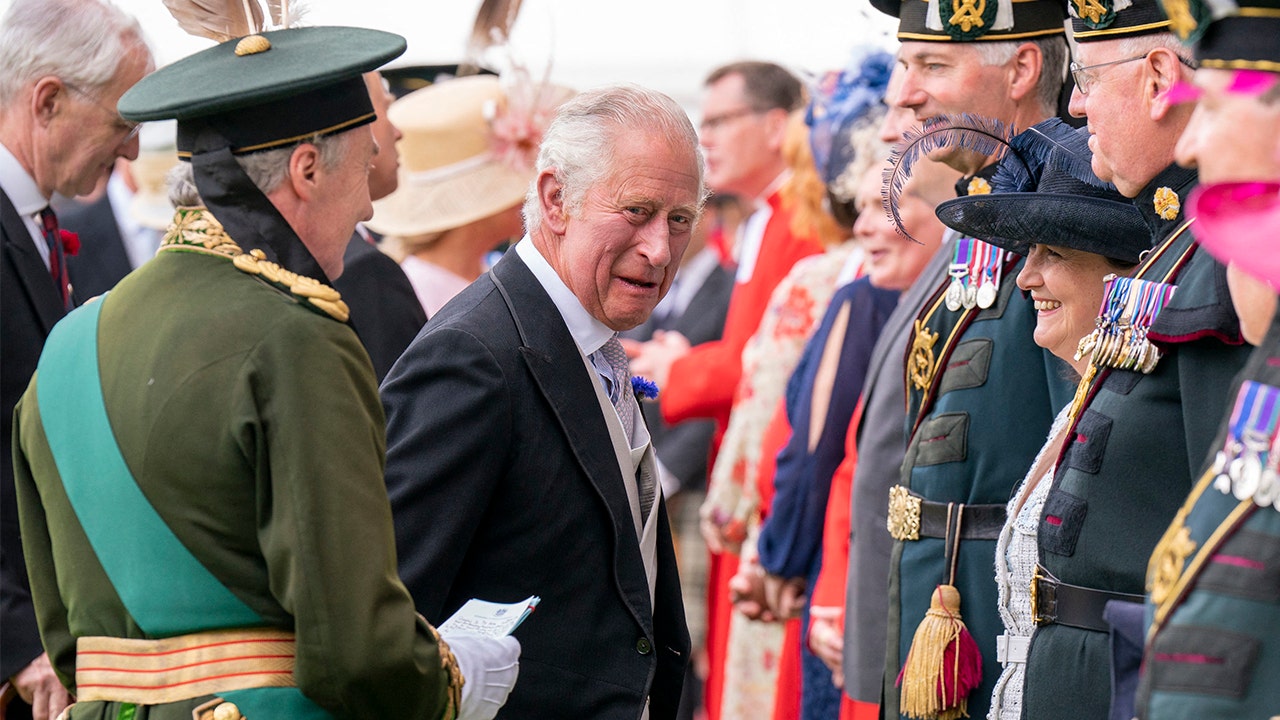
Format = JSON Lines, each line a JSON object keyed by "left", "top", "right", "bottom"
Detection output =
{"left": 30, "top": 77, "right": 68, "bottom": 128}
{"left": 1007, "top": 42, "right": 1044, "bottom": 105}
{"left": 1147, "top": 48, "right": 1188, "bottom": 120}
{"left": 761, "top": 107, "right": 790, "bottom": 153}
{"left": 287, "top": 142, "right": 324, "bottom": 201}
{"left": 537, "top": 170, "right": 570, "bottom": 235}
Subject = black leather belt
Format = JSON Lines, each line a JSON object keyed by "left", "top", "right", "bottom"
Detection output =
{"left": 1031, "top": 565, "right": 1144, "bottom": 632}
{"left": 886, "top": 485, "right": 1006, "bottom": 542}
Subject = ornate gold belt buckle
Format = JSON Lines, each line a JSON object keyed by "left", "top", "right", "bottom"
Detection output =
{"left": 887, "top": 485, "right": 922, "bottom": 541}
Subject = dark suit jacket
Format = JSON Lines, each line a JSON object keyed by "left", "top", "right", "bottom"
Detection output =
{"left": 381, "top": 250, "right": 690, "bottom": 719}
{"left": 332, "top": 234, "right": 426, "bottom": 381}
{"left": 61, "top": 192, "right": 133, "bottom": 303}
{"left": 622, "top": 261, "right": 733, "bottom": 493}
{"left": 1, "top": 189, "right": 66, "bottom": 680}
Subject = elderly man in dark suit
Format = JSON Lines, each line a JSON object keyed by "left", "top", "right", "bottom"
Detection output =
{"left": 382, "top": 84, "right": 704, "bottom": 720}
{"left": 0, "top": 2, "right": 152, "bottom": 718}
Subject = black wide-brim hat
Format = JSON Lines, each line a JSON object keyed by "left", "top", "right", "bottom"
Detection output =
{"left": 935, "top": 191, "right": 1151, "bottom": 263}
{"left": 872, "top": 0, "right": 1065, "bottom": 42}
{"left": 119, "top": 26, "right": 407, "bottom": 156}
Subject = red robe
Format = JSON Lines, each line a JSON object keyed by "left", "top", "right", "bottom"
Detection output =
{"left": 675, "top": 192, "right": 822, "bottom": 720}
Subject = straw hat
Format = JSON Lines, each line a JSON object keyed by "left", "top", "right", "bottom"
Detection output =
{"left": 366, "top": 75, "right": 570, "bottom": 237}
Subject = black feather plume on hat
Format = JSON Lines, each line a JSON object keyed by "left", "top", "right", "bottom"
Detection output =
{"left": 992, "top": 118, "right": 1105, "bottom": 195}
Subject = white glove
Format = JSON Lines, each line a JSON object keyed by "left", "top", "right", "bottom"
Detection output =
{"left": 441, "top": 632, "right": 521, "bottom": 720}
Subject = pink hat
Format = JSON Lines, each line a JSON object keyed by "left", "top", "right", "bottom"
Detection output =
{"left": 1188, "top": 181, "right": 1280, "bottom": 289}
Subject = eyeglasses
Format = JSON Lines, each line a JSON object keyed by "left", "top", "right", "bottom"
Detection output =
{"left": 699, "top": 107, "right": 762, "bottom": 134}
{"left": 64, "top": 82, "right": 141, "bottom": 142}
{"left": 1070, "top": 53, "right": 1199, "bottom": 95}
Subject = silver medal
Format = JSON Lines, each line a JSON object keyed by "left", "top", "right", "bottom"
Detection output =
{"left": 1235, "top": 454, "right": 1262, "bottom": 501}
{"left": 946, "top": 279, "right": 963, "bottom": 312}
{"left": 977, "top": 280, "right": 997, "bottom": 309}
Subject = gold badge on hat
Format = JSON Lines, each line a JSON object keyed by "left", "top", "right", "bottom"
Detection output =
{"left": 909, "top": 319, "right": 939, "bottom": 391}
{"left": 1158, "top": 0, "right": 1199, "bottom": 40}
{"left": 1068, "top": 0, "right": 1119, "bottom": 28}
{"left": 967, "top": 177, "right": 992, "bottom": 195}
{"left": 1154, "top": 186, "right": 1181, "bottom": 221}
{"left": 950, "top": 0, "right": 989, "bottom": 32}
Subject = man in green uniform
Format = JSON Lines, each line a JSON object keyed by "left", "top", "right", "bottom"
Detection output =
{"left": 11, "top": 22, "right": 519, "bottom": 720}
{"left": 1016, "top": 1, "right": 1254, "bottom": 717}
{"left": 864, "top": 1, "right": 1072, "bottom": 717}
{"left": 1137, "top": 0, "right": 1280, "bottom": 715}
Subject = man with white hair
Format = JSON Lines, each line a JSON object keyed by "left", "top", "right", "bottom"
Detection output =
{"left": 0, "top": 2, "right": 152, "bottom": 717}
{"left": 382, "top": 84, "right": 702, "bottom": 720}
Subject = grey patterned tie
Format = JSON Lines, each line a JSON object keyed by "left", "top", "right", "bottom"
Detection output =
{"left": 598, "top": 336, "right": 655, "bottom": 522}
{"left": 598, "top": 335, "right": 634, "bottom": 439}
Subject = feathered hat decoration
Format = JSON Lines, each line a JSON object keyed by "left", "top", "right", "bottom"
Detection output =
{"left": 990, "top": 117, "right": 1103, "bottom": 195}
{"left": 882, "top": 113, "right": 1021, "bottom": 243}
{"left": 162, "top": 0, "right": 308, "bottom": 42}
{"left": 464, "top": 0, "right": 525, "bottom": 74}
{"left": 882, "top": 115, "right": 1109, "bottom": 242}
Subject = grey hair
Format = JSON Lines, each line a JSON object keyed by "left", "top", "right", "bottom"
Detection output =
{"left": 0, "top": 0, "right": 152, "bottom": 106}
{"left": 1115, "top": 32, "right": 1197, "bottom": 69}
{"left": 168, "top": 131, "right": 352, "bottom": 207}
{"left": 522, "top": 84, "right": 707, "bottom": 230}
{"left": 972, "top": 36, "right": 1069, "bottom": 117}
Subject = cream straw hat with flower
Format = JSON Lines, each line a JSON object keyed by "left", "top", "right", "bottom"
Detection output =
{"left": 366, "top": 74, "right": 569, "bottom": 237}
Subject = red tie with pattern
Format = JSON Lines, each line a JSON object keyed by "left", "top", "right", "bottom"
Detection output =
{"left": 39, "top": 206, "right": 69, "bottom": 307}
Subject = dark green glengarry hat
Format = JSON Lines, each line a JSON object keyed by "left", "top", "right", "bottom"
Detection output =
{"left": 871, "top": 0, "right": 1065, "bottom": 42}
{"left": 116, "top": 26, "right": 406, "bottom": 284}
{"left": 120, "top": 27, "right": 406, "bottom": 156}
{"left": 1157, "top": 0, "right": 1280, "bottom": 69}
{"left": 1069, "top": 0, "right": 1172, "bottom": 42}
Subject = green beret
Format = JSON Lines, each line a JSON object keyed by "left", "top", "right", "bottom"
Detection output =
{"left": 871, "top": 0, "right": 1066, "bottom": 42}
{"left": 119, "top": 26, "right": 406, "bottom": 155}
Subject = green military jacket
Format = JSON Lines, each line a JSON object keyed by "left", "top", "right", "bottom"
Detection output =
{"left": 1137, "top": 315, "right": 1280, "bottom": 719}
{"left": 13, "top": 210, "right": 456, "bottom": 720}
{"left": 886, "top": 204, "right": 1073, "bottom": 720}
{"left": 1023, "top": 165, "right": 1253, "bottom": 720}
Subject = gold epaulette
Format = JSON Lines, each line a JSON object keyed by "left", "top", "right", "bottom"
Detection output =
{"left": 158, "top": 207, "right": 350, "bottom": 322}
{"left": 233, "top": 250, "right": 350, "bottom": 322}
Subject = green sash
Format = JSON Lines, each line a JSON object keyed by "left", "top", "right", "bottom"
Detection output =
{"left": 37, "top": 298, "right": 328, "bottom": 718}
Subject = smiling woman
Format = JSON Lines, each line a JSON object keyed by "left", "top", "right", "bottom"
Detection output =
{"left": 931, "top": 121, "right": 1151, "bottom": 720}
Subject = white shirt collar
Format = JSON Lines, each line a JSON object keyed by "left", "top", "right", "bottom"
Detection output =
{"left": 0, "top": 140, "right": 47, "bottom": 217}
{"left": 515, "top": 236, "right": 615, "bottom": 355}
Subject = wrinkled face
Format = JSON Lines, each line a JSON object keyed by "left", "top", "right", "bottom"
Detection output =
{"left": 699, "top": 73, "right": 782, "bottom": 196}
{"left": 548, "top": 133, "right": 702, "bottom": 330}
{"left": 1174, "top": 68, "right": 1280, "bottom": 185}
{"left": 853, "top": 163, "right": 945, "bottom": 291}
{"left": 41, "top": 46, "right": 151, "bottom": 197}
{"left": 1017, "top": 244, "right": 1123, "bottom": 370}
{"left": 365, "top": 72, "right": 402, "bottom": 202}
{"left": 1067, "top": 43, "right": 1156, "bottom": 197}
{"left": 307, "top": 128, "right": 377, "bottom": 279}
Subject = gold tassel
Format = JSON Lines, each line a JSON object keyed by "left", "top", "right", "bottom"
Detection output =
{"left": 898, "top": 585, "right": 981, "bottom": 720}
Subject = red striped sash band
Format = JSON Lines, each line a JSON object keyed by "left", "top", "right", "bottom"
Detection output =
{"left": 76, "top": 628, "right": 297, "bottom": 705}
